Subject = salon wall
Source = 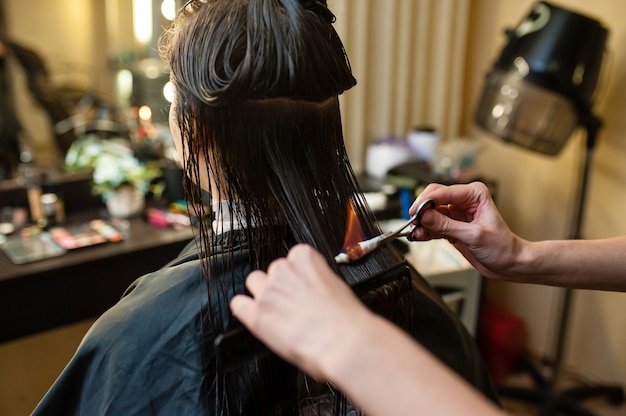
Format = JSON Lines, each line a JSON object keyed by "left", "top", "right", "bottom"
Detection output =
{"left": 4, "top": 0, "right": 109, "bottom": 93}
{"left": 463, "top": 0, "right": 626, "bottom": 387}
{"left": 331, "top": 0, "right": 471, "bottom": 172}
{"left": 3, "top": 0, "right": 110, "bottom": 169}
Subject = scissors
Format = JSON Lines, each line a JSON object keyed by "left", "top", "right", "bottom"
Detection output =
{"left": 335, "top": 198, "right": 436, "bottom": 263}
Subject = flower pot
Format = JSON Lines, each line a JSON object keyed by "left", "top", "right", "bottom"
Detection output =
{"left": 105, "top": 187, "right": 145, "bottom": 219}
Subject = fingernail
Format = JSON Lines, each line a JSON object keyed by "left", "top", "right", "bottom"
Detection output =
{"left": 408, "top": 228, "right": 422, "bottom": 241}
{"left": 420, "top": 210, "right": 434, "bottom": 226}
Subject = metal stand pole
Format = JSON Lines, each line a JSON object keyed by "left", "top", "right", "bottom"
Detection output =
{"left": 541, "top": 122, "right": 596, "bottom": 415}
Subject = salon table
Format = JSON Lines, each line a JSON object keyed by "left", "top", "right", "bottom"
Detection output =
{"left": 0, "top": 211, "right": 194, "bottom": 343}
{"left": 0, "top": 208, "right": 480, "bottom": 343}
{"left": 407, "top": 239, "right": 482, "bottom": 335}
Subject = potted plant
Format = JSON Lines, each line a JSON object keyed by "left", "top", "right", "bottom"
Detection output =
{"left": 65, "top": 135, "right": 161, "bottom": 218}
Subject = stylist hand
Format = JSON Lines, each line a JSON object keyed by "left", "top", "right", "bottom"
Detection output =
{"left": 229, "top": 244, "right": 373, "bottom": 380}
{"left": 232, "top": 244, "right": 508, "bottom": 416}
{"left": 409, "top": 182, "right": 528, "bottom": 281}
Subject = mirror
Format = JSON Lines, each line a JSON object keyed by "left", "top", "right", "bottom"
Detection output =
{"left": 0, "top": 0, "right": 177, "bottom": 183}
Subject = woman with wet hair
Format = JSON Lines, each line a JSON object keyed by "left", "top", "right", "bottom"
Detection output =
{"left": 33, "top": 1, "right": 499, "bottom": 414}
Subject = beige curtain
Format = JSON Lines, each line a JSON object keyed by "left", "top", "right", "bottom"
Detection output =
{"left": 331, "top": 0, "right": 470, "bottom": 172}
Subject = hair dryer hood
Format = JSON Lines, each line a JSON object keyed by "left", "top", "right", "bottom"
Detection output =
{"left": 474, "top": 2, "right": 608, "bottom": 155}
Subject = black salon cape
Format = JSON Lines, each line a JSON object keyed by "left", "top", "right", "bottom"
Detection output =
{"left": 32, "top": 235, "right": 498, "bottom": 415}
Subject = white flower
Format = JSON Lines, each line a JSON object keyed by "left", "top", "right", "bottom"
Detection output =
{"left": 65, "top": 135, "right": 161, "bottom": 199}
{"left": 92, "top": 154, "right": 127, "bottom": 187}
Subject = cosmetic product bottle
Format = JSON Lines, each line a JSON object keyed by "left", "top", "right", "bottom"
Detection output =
{"left": 18, "top": 163, "right": 44, "bottom": 224}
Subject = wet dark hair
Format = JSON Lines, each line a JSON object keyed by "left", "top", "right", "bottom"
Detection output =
{"left": 159, "top": 0, "right": 409, "bottom": 413}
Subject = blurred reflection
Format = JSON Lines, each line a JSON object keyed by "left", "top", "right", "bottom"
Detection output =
{"left": 0, "top": 0, "right": 178, "bottom": 183}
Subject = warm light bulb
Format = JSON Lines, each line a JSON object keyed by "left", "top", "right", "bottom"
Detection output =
{"left": 161, "top": 0, "right": 176, "bottom": 20}
{"left": 133, "top": 0, "right": 153, "bottom": 46}
{"left": 116, "top": 69, "right": 133, "bottom": 105}
{"left": 163, "top": 81, "right": 174, "bottom": 103}
{"left": 138, "top": 105, "right": 152, "bottom": 121}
